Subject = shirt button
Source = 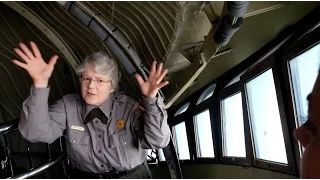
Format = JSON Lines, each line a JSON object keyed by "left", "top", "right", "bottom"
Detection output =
{"left": 98, "top": 135, "right": 102, "bottom": 138}
{"left": 98, "top": 150, "right": 101, "bottom": 153}
{"left": 123, "top": 142, "right": 126, "bottom": 145}
{"left": 73, "top": 140, "right": 76, "bottom": 143}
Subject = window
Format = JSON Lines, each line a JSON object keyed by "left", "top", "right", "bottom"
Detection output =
{"left": 147, "top": 149, "right": 157, "bottom": 163}
{"left": 174, "top": 103, "right": 190, "bottom": 116}
{"left": 246, "top": 69, "right": 288, "bottom": 164}
{"left": 221, "top": 92, "right": 246, "bottom": 157}
{"left": 197, "top": 85, "right": 215, "bottom": 105}
{"left": 288, "top": 43, "right": 320, "bottom": 155}
{"left": 193, "top": 110, "right": 215, "bottom": 158}
{"left": 147, "top": 149, "right": 166, "bottom": 162}
{"left": 158, "top": 149, "right": 166, "bottom": 162}
{"left": 225, "top": 71, "right": 244, "bottom": 88}
{"left": 172, "top": 122, "right": 190, "bottom": 160}
{"left": 289, "top": 43, "right": 320, "bottom": 127}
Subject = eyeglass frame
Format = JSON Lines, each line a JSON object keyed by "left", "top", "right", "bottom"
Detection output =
{"left": 79, "top": 75, "right": 111, "bottom": 85}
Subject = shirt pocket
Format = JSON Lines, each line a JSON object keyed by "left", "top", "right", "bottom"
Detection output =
{"left": 67, "top": 130, "right": 91, "bottom": 165}
{"left": 109, "top": 130, "right": 134, "bottom": 163}
{"left": 69, "top": 131, "right": 90, "bottom": 145}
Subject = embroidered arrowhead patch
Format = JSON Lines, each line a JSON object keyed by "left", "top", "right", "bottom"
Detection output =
{"left": 135, "top": 105, "right": 145, "bottom": 114}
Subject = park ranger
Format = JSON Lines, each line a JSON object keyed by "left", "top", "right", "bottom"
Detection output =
{"left": 12, "top": 42, "right": 171, "bottom": 178}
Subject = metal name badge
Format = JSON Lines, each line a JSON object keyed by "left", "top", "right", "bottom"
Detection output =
{"left": 71, "top": 125, "right": 85, "bottom": 131}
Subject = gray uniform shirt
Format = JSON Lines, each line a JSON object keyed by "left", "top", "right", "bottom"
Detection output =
{"left": 19, "top": 87, "right": 171, "bottom": 173}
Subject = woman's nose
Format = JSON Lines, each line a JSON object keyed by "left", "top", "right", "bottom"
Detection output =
{"left": 294, "top": 126, "right": 312, "bottom": 148}
{"left": 88, "top": 79, "right": 96, "bottom": 88}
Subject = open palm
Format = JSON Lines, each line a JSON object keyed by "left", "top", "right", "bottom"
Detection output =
{"left": 135, "top": 61, "right": 169, "bottom": 98}
{"left": 12, "top": 42, "right": 58, "bottom": 87}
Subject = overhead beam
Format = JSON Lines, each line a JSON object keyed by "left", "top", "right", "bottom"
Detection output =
{"left": 244, "top": 2, "right": 291, "bottom": 18}
{"left": 209, "top": 1, "right": 291, "bottom": 18}
{"left": 164, "top": 52, "right": 207, "bottom": 108}
{"left": 202, "top": 1, "right": 291, "bottom": 65}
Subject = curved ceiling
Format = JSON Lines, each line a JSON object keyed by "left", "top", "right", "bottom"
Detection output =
{"left": 0, "top": 1, "right": 319, "bottom": 123}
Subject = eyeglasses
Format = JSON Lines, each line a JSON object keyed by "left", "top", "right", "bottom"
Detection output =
{"left": 80, "top": 77, "right": 111, "bottom": 85}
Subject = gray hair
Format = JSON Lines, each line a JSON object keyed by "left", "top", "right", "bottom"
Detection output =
{"left": 75, "top": 52, "right": 119, "bottom": 89}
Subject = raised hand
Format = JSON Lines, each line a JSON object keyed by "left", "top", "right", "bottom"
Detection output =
{"left": 135, "top": 61, "right": 169, "bottom": 98}
{"left": 12, "top": 42, "right": 58, "bottom": 88}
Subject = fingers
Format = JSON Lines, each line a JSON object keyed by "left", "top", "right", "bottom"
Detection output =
{"left": 149, "top": 61, "right": 156, "bottom": 80}
{"left": 14, "top": 48, "right": 30, "bottom": 63}
{"left": 148, "top": 61, "right": 169, "bottom": 86}
{"left": 19, "top": 42, "right": 35, "bottom": 60}
{"left": 156, "top": 69, "right": 168, "bottom": 84}
{"left": 30, "top": 41, "right": 42, "bottom": 58}
{"left": 155, "top": 62, "right": 163, "bottom": 77}
{"left": 48, "top": 55, "right": 59, "bottom": 67}
{"left": 158, "top": 81, "right": 169, "bottom": 89}
{"left": 12, "top": 60, "right": 28, "bottom": 69}
{"left": 135, "top": 73, "right": 145, "bottom": 87}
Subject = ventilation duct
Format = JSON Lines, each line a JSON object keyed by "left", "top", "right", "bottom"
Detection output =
{"left": 227, "top": 1, "right": 250, "bottom": 17}
{"left": 63, "top": 2, "right": 167, "bottom": 99}
{"left": 214, "top": 15, "right": 243, "bottom": 46}
{"left": 64, "top": 2, "right": 138, "bottom": 80}
{"left": 213, "top": 1, "right": 249, "bottom": 46}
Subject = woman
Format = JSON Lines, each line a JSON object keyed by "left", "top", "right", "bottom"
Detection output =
{"left": 12, "top": 42, "right": 171, "bottom": 178}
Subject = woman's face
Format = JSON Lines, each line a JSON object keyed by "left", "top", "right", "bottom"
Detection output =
{"left": 80, "top": 64, "right": 114, "bottom": 106}
{"left": 294, "top": 72, "right": 320, "bottom": 178}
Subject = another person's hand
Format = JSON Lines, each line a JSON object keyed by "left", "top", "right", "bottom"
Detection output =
{"left": 135, "top": 61, "right": 169, "bottom": 98}
{"left": 12, "top": 42, "right": 58, "bottom": 88}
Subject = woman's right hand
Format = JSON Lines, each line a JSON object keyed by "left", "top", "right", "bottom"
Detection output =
{"left": 12, "top": 41, "right": 58, "bottom": 88}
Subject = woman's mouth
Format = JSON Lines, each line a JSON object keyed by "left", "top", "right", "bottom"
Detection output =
{"left": 87, "top": 92, "right": 96, "bottom": 96}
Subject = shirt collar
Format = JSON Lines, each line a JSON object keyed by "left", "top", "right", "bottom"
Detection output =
{"left": 83, "top": 93, "right": 114, "bottom": 120}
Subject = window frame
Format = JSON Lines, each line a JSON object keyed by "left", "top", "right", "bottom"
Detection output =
{"left": 170, "top": 101, "right": 193, "bottom": 162}
{"left": 174, "top": 102, "right": 190, "bottom": 117}
{"left": 191, "top": 85, "right": 219, "bottom": 164}
{"left": 217, "top": 82, "right": 251, "bottom": 166}
{"left": 196, "top": 84, "right": 216, "bottom": 105}
{"left": 171, "top": 115, "right": 192, "bottom": 162}
{"left": 192, "top": 108, "right": 216, "bottom": 161}
{"left": 240, "top": 56, "right": 296, "bottom": 175}
{"left": 278, "top": 25, "right": 320, "bottom": 173}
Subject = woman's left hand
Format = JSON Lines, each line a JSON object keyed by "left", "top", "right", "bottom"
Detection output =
{"left": 135, "top": 61, "right": 169, "bottom": 98}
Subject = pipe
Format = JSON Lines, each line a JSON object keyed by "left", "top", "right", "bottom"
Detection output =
{"left": 227, "top": 1, "right": 250, "bottom": 17}
{"left": 63, "top": 2, "right": 166, "bottom": 100}
{"left": 214, "top": 15, "right": 243, "bottom": 46}
{"left": 213, "top": 1, "right": 249, "bottom": 47}
{"left": 64, "top": 2, "right": 137, "bottom": 75}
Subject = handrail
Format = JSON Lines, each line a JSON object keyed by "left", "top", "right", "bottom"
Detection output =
{"left": 0, "top": 120, "right": 68, "bottom": 179}
{"left": 9, "top": 152, "right": 67, "bottom": 179}
{"left": 0, "top": 119, "right": 19, "bottom": 134}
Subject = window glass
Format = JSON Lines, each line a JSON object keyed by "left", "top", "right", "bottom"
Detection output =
{"left": 147, "top": 149, "right": 157, "bottom": 162}
{"left": 197, "top": 85, "right": 216, "bottom": 105}
{"left": 173, "top": 122, "right": 190, "bottom": 160}
{"left": 246, "top": 69, "right": 288, "bottom": 164}
{"left": 221, "top": 92, "right": 246, "bottom": 157}
{"left": 289, "top": 43, "right": 320, "bottom": 127}
{"left": 158, "top": 149, "right": 166, "bottom": 162}
{"left": 194, "top": 110, "right": 215, "bottom": 158}
{"left": 174, "top": 103, "right": 190, "bottom": 116}
{"left": 288, "top": 43, "right": 320, "bottom": 155}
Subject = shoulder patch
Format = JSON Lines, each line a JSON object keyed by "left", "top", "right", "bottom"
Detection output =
{"left": 135, "top": 105, "right": 145, "bottom": 114}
